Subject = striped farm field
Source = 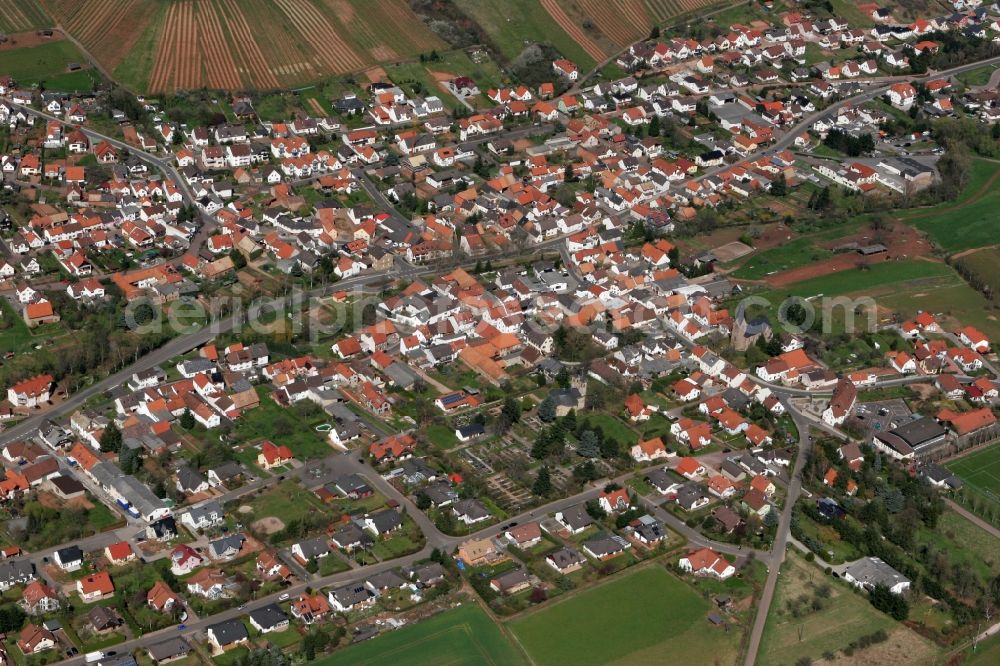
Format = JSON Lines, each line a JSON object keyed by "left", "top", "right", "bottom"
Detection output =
{"left": 272, "top": 0, "right": 364, "bottom": 74}
{"left": 41, "top": 0, "right": 152, "bottom": 71}
{"left": 646, "top": 0, "right": 725, "bottom": 22}
{"left": 575, "top": 0, "right": 652, "bottom": 48}
{"left": 195, "top": 1, "right": 241, "bottom": 89}
{"left": 323, "top": 0, "right": 443, "bottom": 63}
{"left": 0, "top": 0, "right": 51, "bottom": 32}
{"left": 539, "top": 0, "right": 608, "bottom": 61}
{"left": 41, "top": 0, "right": 442, "bottom": 93}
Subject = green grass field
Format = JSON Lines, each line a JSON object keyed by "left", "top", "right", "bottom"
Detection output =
{"left": 962, "top": 631, "right": 1000, "bottom": 666}
{"left": 235, "top": 388, "right": 333, "bottom": 460}
{"left": 453, "top": 0, "right": 598, "bottom": 70}
{"left": 1, "top": 38, "right": 94, "bottom": 88}
{"left": 316, "top": 604, "right": 528, "bottom": 666}
{"left": 737, "top": 259, "right": 957, "bottom": 334}
{"left": 579, "top": 413, "right": 638, "bottom": 447}
{"left": 919, "top": 509, "right": 1000, "bottom": 583}
{"left": 955, "top": 247, "right": 1000, "bottom": 303}
{"left": 249, "top": 480, "right": 328, "bottom": 524}
{"left": 731, "top": 237, "right": 833, "bottom": 280}
{"left": 947, "top": 444, "right": 1000, "bottom": 506}
{"left": 758, "top": 260, "right": 955, "bottom": 300}
{"left": 760, "top": 552, "right": 935, "bottom": 665}
{"left": 386, "top": 49, "right": 507, "bottom": 112}
{"left": 508, "top": 566, "right": 739, "bottom": 666}
{"left": 957, "top": 63, "right": 1000, "bottom": 87}
{"left": 425, "top": 424, "right": 460, "bottom": 450}
{"left": 878, "top": 280, "right": 1000, "bottom": 341}
{"left": 897, "top": 159, "right": 1000, "bottom": 253}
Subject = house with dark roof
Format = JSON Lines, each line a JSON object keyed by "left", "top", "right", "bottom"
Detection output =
{"left": 489, "top": 568, "right": 534, "bottom": 595}
{"left": 291, "top": 536, "right": 330, "bottom": 563}
{"left": 452, "top": 498, "right": 491, "bottom": 525}
{"left": 546, "top": 546, "right": 586, "bottom": 574}
{"left": 206, "top": 619, "right": 249, "bottom": 651}
{"left": 554, "top": 504, "right": 593, "bottom": 534}
{"left": 363, "top": 508, "right": 403, "bottom": 536}
{"left": 327, "top": 583, "right": 374, "bottom": 612}
{"left": 248, "top": 603, "right": 289, "bottom": 633}
{"left": 146, "top": 637, "right": 191, "bottom": 664}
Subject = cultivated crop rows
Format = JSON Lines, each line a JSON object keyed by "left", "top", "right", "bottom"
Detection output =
{"left": 577, "top": 0, "right": 651, "bottom": 48}
{"left": 540, "top": 0, "right": 608, "bottom": 61}
{"left": 42, "top": 0, "right": 151, "bottom": 70}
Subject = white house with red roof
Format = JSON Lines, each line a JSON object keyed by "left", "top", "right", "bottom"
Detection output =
{"left": 257, "top": 441, "right": 294, "bottom": 470}
{"left": 598, "top": 488, "right": 631, "bottom": 514}
{"left": 958, "top": 326, "right": 990, "bottom": 353}
{"left": 679, "top": 548, "right": 735, "bottom": 579}
{"left": 7, "top": 374, "right": 53, "bottom": 408}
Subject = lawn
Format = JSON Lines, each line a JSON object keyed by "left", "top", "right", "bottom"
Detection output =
{"left": 918, "top": 509, "right": 1000, "bottom": 584}
{"left": 235, "top": 388, "right": 334, "bottom": 460}
{"left": 756, "top": 260, "right": 955, "bottom": 301}
{"left": 897, "top": 159, "right": 1000, "bottom": 253}
{"left": 947, "top": 444, "right": 1000, "bottom": 507}
{"left": 425, "top": 424, "right": 460, "bottom": 450}
{"left": 878, "top": 279, "right": 1000, "bottom": 342}
{"left": 579, "top": 413, "right": 637, "bottom": 447}
{"left": 954, "top": 247, "right": 1000, "bottom": 304}
{"left": 962, "top": 631, "right": 1000, "bottom": 666}
{"left": 957, "top": 63, "right": 1000, "bottom": 87}
{"left": 759, "top": 552, "right": 936, "bottom": 665}
{"left": 249, "top": 480, "right": 328, "bottom": 524}
{"left": 1, "top": 39, "right": 94, "bottom": 88}
{"left": 315, "top": 603, "right": 528, "bottom": 666}
{"left": 730, "top": 237, "right": 833, "bottom": 280}
{"left": 0, "top": 298, "right": 39, "bottom": 353}
{"left": 508, "top": 566, "right": 740, "bottom": 666}
{"left": 453, "top": 0, "right": 598, "bottom": 70}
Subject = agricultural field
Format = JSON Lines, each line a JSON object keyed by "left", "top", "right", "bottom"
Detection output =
{"left": 508, "top": 566, "right": 740, "bottom": 666}
{"left": 559, "top": 0, "right": 652, "bottom": 50}
{"left": 0, "top": 0, "right": 51, "bottom": 32}
{"left": 42, "top": 0, "right": 442, "bottom": 93}
{"left": 316, "top": 604, "right": 528, "bottom": 666}
{"left": 896, "top": 159, "right": 1000, "bottom": 254}
{"left": 454, "top": 0, "right": 601, "bottom": 69}
{"left": 760, "top": 551, "right": 937, "bottom": 665}
{"left": 947, "top": 444, "right": 1000, "bottom": 509}
{"left": 41, "top": 0, "right": 153, "bottom": 74}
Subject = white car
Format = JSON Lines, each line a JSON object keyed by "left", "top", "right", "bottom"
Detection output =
{"left": 278, "top": 593, "right": 290, "bottom": 601}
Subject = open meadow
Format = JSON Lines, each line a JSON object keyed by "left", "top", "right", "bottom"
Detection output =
{"left": 760, "top": 551, "right": 937, "bottom": 665}
{"left": 508, "top": 565, "right": 741, "bottom": 666}
{"left": 315, "top": 604, "right": 528, "bottom": 666}
{"left": 896, "top": 159, "right": 1000, "bottom": 254}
